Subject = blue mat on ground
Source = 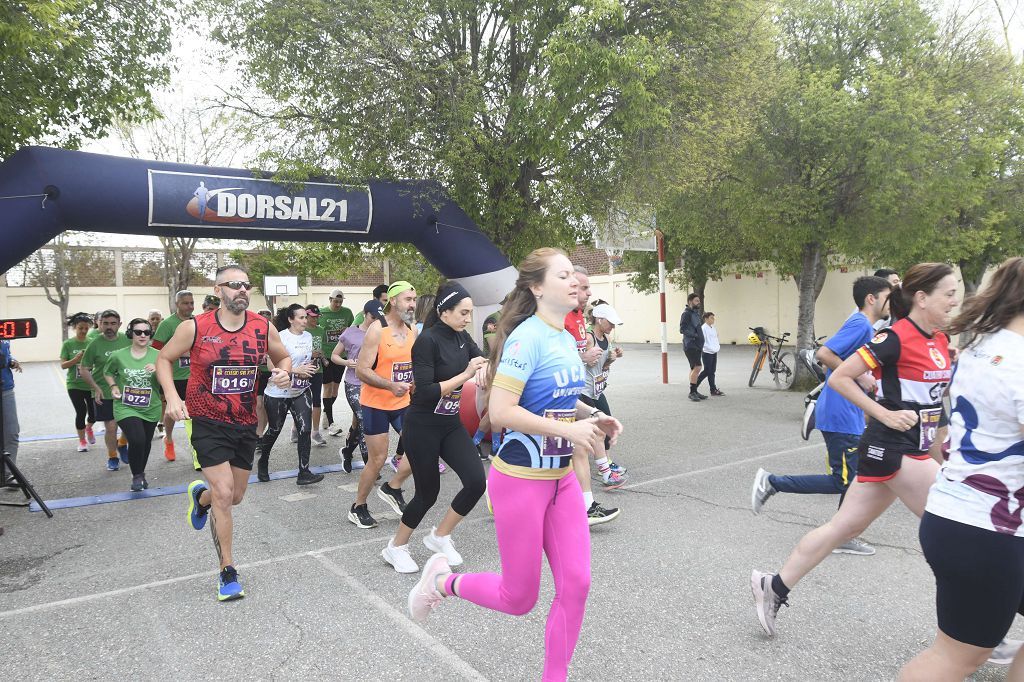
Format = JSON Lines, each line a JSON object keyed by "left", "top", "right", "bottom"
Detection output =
{"left": 21, "top": 423, "right": 185, "bottom": 443}
{"left": 29, "top": 464, "right": 345, "bottom": 512}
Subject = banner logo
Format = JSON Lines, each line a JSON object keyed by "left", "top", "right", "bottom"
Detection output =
{"left": 148, "top": 170, "right": 372, "bottom": 233}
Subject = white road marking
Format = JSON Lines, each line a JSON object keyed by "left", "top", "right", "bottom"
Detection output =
{"left": 622, "top": 442, "right": 821, "bottom": 490}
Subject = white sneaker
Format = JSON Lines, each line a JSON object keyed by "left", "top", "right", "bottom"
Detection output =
{"left": 423, "top": 527, "right": 463, "bottom": 567}
{"left": 832, "top": 538, "right": 876, "bottom": 556}
{"left": 751, "top": 468, "right": 776, "bottom": 515}
{"left": 328, "top": 421, "right": 346, "bottom": 436}
{"left": 311, "top": 431, "right": 327, "bottom": 447}
{"left": 408, "top": 553, "right": 450, "bottom": 623}
{"left": 382, "top": 541, "right": 419, "bottom": 573}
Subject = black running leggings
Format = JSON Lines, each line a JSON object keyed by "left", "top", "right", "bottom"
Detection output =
{"left": 400, "top": 412, "right": 486, "bottom": 530}
{"left": 117, "top": 417, "right": 157, "bottom": 475}
{"left": 262, "top": 391, "right": 313, "bottom": 470}
{"left": 67, "top": 388, "right": 96, "bottom": 430}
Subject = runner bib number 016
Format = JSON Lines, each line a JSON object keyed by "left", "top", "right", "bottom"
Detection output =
{"left": 211, "top": 366, "right": 258, "bottom": 395}
{"left": 540, "top": 409, "right": 576, "bottom": 458}
{"left": 122, "top": 385, "right": 152, "bottom": 408}
{"left": 291, "top": 374, "right": 311, "bottom": 391}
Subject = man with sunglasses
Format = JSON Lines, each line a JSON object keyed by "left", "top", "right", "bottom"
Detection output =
{"left": 157, "top": 265, "right": 295, "bottom": 601}
{"left": 78, "top": 310, "right": 131, "bottom": 470}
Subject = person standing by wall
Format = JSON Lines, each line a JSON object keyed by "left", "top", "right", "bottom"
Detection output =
{"left": 679, "top": 293, "right": 705, "bottom": 402}
{"left": 0, "top": 339, "right": 22, "bottom": 487}
{"left": 696, "top": 312, "right": 724, "bottom": 397}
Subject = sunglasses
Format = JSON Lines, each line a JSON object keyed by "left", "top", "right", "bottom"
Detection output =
{"left": 216, "top": 281, "right": 252, "bottom": 291}
{"left": 129, "top": 329, "right": 152, "bottom": 337}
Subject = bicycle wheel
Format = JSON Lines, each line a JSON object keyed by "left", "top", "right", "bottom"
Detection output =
{"left": 801, "top": 399, "right": 816, "bottom": 440}
{"left": 773, "top": 351, "right": 793, "bottom": 388}
{"left": 749, "top": 348, "right": 766, "bottom": 387}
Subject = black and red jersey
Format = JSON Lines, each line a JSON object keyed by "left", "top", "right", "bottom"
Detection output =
{"left": 856, "top": 317, "right": 951, "bottom": 455}
{"left": 186, "top": 310, "right": 269, "bottom": 427}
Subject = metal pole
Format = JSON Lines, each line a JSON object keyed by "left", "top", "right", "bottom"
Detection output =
{"left": 657, "top": 230, "right": 668, "bottom": 384}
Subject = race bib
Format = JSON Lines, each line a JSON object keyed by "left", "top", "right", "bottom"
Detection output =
{"left": 326, "top": 328, "right": 342, "bottom": 344}
{"left": 178, "top": 355, "right": 190, "bottom": 369}
{"left": 540, "top": 409, "right": 576, "bottom": 458}
{"left": 291, "top": 375, "right": 311, "bottom": 391}
{"left": 919, "top": 408, "right": 942, "bottom": 451}
{"left": 211, "top": 366, "right": 258, "bottom": 395}
{"left": 391, "top": 361, "right": 413, "bottom": 384}
{"left": 435, "top": 388, "right": 462, "bottom": 416}
{"left": 122, "top": 386, "right": 152, "bottom": 408}
{"left": 594, "top": 372, "right": 608, "bottom": 396}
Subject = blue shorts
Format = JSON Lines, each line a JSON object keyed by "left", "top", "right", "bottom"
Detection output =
{"left": 361, "top": 405, "right": 406, "bottom": 436}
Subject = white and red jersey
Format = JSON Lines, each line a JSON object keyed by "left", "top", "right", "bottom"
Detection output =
{"left": 564, "top": 309, "right": 587, "bottom": 354}
{"left": 856, "top": 317, "right": 951, "bottom": 454}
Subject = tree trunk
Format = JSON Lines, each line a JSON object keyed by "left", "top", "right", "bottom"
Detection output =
{"left": 793, "top": 241, "right": 828, "bottom": 387}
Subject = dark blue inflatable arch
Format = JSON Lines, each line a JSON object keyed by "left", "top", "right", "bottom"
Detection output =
{"left": 0, "top": 147, "right": 516, "bottom": 310}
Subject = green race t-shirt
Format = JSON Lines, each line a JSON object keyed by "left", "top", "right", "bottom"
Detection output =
{"left": 106, "top": 346, "right": 163, "bottom": 423}
{"left": 307, "top": 324, "right": 327, "bottom": 375}
{"left": 319, "top": 306, "right": 353, "bottom": 347}
{"left": 153, "top": 314, "right": 192, "bottom": 381}
{"left": 82, "top": 334, "right": 131, "bottom": 399}
{"left": 60, "top": 337, "right": 92, "bottom": 391}
{"left": 87, "top": 328, "right": 101, "bottom": 341}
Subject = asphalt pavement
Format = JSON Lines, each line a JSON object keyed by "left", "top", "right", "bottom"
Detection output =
{"left": 0, "top": 344, "right": 1016, "bottom": 680}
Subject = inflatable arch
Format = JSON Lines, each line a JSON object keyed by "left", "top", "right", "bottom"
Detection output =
{"left": 0, "top": 147, "right": 517, "bottom": 322}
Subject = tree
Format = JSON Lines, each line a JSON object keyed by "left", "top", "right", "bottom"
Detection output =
{"left": 22, "top": 236, "right": 109, "bottom": 341}
{"left": 199, "top": 0, "right": 765, "bottom": 263}
{"left": 0, "top": 0, "right": 172, "bottom": 160}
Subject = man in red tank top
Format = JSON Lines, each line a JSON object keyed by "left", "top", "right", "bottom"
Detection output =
{"left": 157, "top": 265, "right": 295, "bottom": 601}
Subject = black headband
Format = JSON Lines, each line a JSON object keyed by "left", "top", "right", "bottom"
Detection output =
{"left": 436, "top": 283, "right": 471, "bottom": 315}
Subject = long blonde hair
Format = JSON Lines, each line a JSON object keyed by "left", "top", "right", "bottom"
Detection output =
{"left": 486, "top": 247, "right": 567, "bottom": 387}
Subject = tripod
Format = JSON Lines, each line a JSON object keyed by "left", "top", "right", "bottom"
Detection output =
{"left": 0, "top": 345, "right": 53, "bottom": 517}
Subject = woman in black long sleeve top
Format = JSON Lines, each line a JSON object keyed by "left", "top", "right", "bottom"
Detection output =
{"left": 381, "top": 282, "right": 489, "bottom": 574}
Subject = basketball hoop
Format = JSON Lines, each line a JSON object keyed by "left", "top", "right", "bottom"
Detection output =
{"left": 606, "top": 248, "right": 624, "bottom": 269}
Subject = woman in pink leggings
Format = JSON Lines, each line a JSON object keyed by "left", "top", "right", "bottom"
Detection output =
{"left": 408, "top": 247, "right": 622, "bottom": 681}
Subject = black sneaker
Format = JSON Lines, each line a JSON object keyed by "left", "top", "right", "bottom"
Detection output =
{"left": 587, "top": 501, "right": 620, "bottom": 526}
{"left": 711, "top": 389, "right": 725, "bottom": 396}
{"left": 377, "top": 483, "right": 407, "bottom": 514}
{"left": 347, "top": 503, "right": 378, "bottom": 529}
{"left": 257, "top": 458, "right": 270, "bottom": 483}
{"left": 688, "top": 392, "right": 702, "bottom": 402}
{"left": 341, "top": 455, "right": 353, "bottom": 474}
{"left": 297, "top": 469, "right": 324, "bottom": 485}
{"left": 695, "top": 391, "right": 709, "bottom": 400}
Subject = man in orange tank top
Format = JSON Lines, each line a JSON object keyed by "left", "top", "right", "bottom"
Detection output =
{"left": 157, "top": 265, "right": 295, "bottom": 601}
{"left": 347, "top": 281, "right": 417, "bottom": 529}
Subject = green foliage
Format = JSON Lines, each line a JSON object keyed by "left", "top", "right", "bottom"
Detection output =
{"left": 0, "top": 0, "right": 173, "bottom": 160}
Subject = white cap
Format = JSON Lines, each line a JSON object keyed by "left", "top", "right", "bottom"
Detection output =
{"left": 330, "top": 289, "right": 345, "bottom": 299}
{"left": 591, "top": 303, "right": 623, "bottom": 325}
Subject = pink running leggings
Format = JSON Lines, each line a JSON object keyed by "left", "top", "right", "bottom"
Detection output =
{"left": 446, "top": 466, "right": 591, "bottom": 681}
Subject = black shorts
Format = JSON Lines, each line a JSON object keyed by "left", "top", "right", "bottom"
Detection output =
{"left": 173, "top": 379, "right": 188, "bottom": 401}
{"left": 684, "top": 346, "right": 703, "bottom": 369}
{"left": 323, "top": 362, "right": 344, "bottom": 384}
{"left": 257, "top": 370, "right": 271, "bottom": 396}
{"left": 189, "top": 417, "right": 258, "bottom": 471}
{"left": 95, "top": 398, "right": 115, "bottom": 422}
{"left": 362, "top": 405, "right": 406, "bottom": 436}
{"left": 311, "top": 373, "right": 323, "bottom": 408}
{"left": 921, "top": 511, "right": 1024, "bottom": 648}
{"left": 855, "top": 441, "right": 931, "bottom": 482}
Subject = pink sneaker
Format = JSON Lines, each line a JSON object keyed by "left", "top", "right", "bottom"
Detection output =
{"left": 407, "top": 553, "right": 450, "bottom": 624}
{"left": 85, "top": 425, "right": 96, "bottom": 445}
{"left": 77, "top": 439, "right": 88, "bottom": 452}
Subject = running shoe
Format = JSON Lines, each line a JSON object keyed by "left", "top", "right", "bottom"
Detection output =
{"left": 587, "top": 502, "right": 620, "bottom": 526}
{"left": 85, "top": 425, "right": 96, "bottom": 444}
{"left": 187, "top": 480, "right": 209, "bottom": 530}
{"left": 832, "top": 538, "right": 876, "bottom": 556}
{"left": 311, "top": 431, "right": 328, "bottom": 447}
{"left": 711, "top": 389, "right": 726, "bottom": 396}
{"left": 164, "top": 438, "right": 176, "bottom": 462}
{"left": 750, "top": 570, "right": 788, "bottom": 637}
{"left": 348, "top": 503, "right": 378, "bottom": 529}
{"left": 142, "top": 476, "right": 149, "bottom": 490}
{"left": 118, "top": 442, "right": 130, "bottom": 464}
{"left": 408, "top": 553, "right": 451, "bottom": 624}
{"left": 438, "top": 460, "right": 447, "bottom": 474}
{"left": 382, "top": 540, "right": 419, "bottom": 573}
{"left": 257, "top": 458, "right": 270, "bottom": 483}
{"left": 340, "top": 449, "right": 353, "bottom": 474}
{"left": 328, "top": 421, "right": 345, "bottom": 436}
{"left": 106, "top": 457, "right": 119, "bottom": 471}
{"left": 601, "top": 471, "right": 627, "bottom": 490}
{"left": 297, "top": 469, "right": 324, "bottom": 485}
{"left": 751, "top": 468, "right": 776, "bottom": 515}
{"left": 217, "top": 565, "right": 245, "bottom": 601}
{"left": 388, "top": 455, "right": 402, "bottom": 472}
{"left": 989, "top": 638, "right": 1023, "bottom": 665}
{"left": 688, "top": 392, "right": 702, "bottom": 402}
{"left": 130, "top": 476, "right": 145, "bottom": 492}
{"left": 77, "top": 440, "right": 88, "bottom": 452}
{"left": 423, "top": 527, "right": 463, "bottom": 567}
{"left": 377, "top": 483, "right": 407, "bottom": 514}
{"left": 695, "top": 391, "right": 708, "bottom": 400}
{"left": 609, "top": 461, "right": 627, "bottom": 475}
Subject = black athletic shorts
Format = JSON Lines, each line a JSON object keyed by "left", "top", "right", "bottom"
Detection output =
{"left": 323, "top": 362, "right": 344, "bottom": 384}
{"left": 920, "top": 511, "right": 1024, "bottom": 648}
{"left": 855, "top": 441, "right": 931, "bottom": 482}
{"left": 95, "top": 398, "right": 115, "bottom": 422}
{"left": 257, "top": 370, "right": 271, "bottom": 396}
{"left": 189, "top": 417, "right": 258, "bottom": 471}
{"left": 173, "top": 379, "right": 188, "bottom": 401}
{"left": 684, "top": 346, "right": 703, "bottom": 369}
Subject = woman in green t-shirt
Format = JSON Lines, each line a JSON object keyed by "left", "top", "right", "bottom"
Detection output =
{"left": 59, "top": 312, "right": 96, "bottom": 451}
{"left": 104, "top": 318, "right": 163, "bottom": 492}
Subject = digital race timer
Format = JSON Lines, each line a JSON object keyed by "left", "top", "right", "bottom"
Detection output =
{"left": 0, "top": 318, "right": 38, "bottom": 340}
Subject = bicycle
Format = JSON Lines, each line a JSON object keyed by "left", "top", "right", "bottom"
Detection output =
{"left": 747, "top": 327, "right": 793, "bottom": 388}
